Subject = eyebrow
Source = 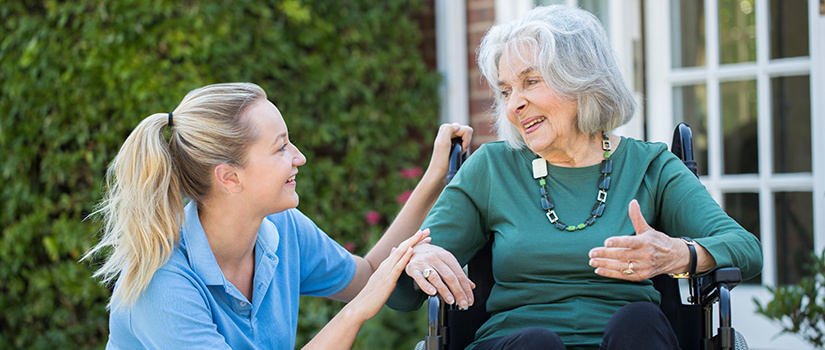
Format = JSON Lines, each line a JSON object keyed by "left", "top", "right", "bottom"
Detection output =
{"left": 498, "top": 67, "right": 535, "bottom": 87}
{"left": 270, "top": 132, "right": 288, "bottom": 147}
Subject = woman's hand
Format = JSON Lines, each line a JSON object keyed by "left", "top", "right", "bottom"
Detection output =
{"left": 587, "top": 199, "right": 700, "bottom": 281}
{"left": 405, "top": 240, "right": 475, "bottom": 309}
{"left": 302, "top": 230, "right": 430, "bottom": 350}
{"left": 346, "top": 229, "right": 431, "bottom": 321}
{"left": 428, "top": 123, "right": 473, "bottom": 178}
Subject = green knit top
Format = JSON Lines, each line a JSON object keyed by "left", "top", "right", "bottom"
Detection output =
{"left": 386, "top": 138, "right": 762, "bottom": 349}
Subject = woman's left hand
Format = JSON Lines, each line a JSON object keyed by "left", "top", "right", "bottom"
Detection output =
{"left": 347, "top": 230, "right": 431, "bottom": 321}
{"left": 587, "top": 199, "right": 691, "bottom": 281}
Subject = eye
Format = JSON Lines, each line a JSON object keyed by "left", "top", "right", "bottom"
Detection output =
{"left": 499, "top": 88, "right": 511, "bottom": 98}
{"left": 526, "top": 78, "right": 540, "bottom": 86}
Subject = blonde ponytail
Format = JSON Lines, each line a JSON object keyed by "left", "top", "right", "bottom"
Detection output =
{"left": 84, "top": 83, "right": 266, "bottom": 309}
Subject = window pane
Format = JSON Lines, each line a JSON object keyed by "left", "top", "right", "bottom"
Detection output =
{"left": 774, "top": 192, "right": 814, "bottom": 285}
{"left": 770, "top": 0, "right": 809, "bottom": 59}
{"left": 719, "top": 0, "right": 756, "bottom": 64}
{"left": 579, "top": 0, "right": 611, "bottom": 31}
{"left": 772, "top": 75, "right": 811, "bottom": 173}
{"left": 724, "top": 192, "right": 761, "bottom": 284}
{"left": 673, "top": 84, "right": 708, "bottom": 175}
{"left": 721, "top": 80, "right": 758, "bottom": 174}
{"left": 670, "top": 0, "right": 705, "bottom": 68}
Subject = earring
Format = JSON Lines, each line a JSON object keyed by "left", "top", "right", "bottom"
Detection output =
{"left": 236, "top": 187, "right": 240, "bottom": 191}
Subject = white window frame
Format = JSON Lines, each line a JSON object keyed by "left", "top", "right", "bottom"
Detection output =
{"left": 646, "top": 1, "right": 824, "bottom": 348}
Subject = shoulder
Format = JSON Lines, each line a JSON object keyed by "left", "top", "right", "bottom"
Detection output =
{"left": 618, "top": 137, "right": 669, "bottom": 156}
{"left": 463, "top": 141, "right": 531, "bottom": 170}
{"left": 616, "top": 137, "right": 680, "bottom": 172}
{"left": 474, "top": 141, "right": 527, "bottom": 157}
{"left": 265, "top": 208, "right": 316, "bottom": 231}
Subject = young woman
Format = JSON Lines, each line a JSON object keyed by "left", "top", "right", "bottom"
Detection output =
{"left": 84, "top": 82, "right": 472, "bottom": 349}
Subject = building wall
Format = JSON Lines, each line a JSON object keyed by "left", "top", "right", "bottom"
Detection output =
{"left": 466, "top": 0, "right": 498, "bottom": 149}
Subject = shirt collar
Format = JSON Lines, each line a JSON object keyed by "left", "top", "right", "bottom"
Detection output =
{"left": 181, "top": 202, "right": 225, "bottom": 285}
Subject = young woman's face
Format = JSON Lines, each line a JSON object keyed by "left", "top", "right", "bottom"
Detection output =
{"left": 497, "top": 51, "right": 579, "bottom": 155}
{"left": 238, "top": 99, "right": 306, "bottom": 214}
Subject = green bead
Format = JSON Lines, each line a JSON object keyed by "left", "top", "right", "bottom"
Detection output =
{"left": 539, "top": 179, "right": 546, "bottom": 186}
{"left": 604, "top": 151, "right": 611, "bottom": 158}
{"left": 577, "top": 223, "right": 586, "bottom": 230}
{"left": 567, "top": 225, "right": 576, "bottom": 231}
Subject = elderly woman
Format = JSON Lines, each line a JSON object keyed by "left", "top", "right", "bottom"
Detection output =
{"left": 387, "top": 5, "right": 761, "bottom": 350}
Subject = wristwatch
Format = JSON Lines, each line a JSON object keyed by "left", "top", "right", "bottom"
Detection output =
{"left": 670, "top": 237, "right": 697, "bottom": 279}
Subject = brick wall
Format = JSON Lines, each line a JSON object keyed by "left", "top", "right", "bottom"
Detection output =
{"left": 466, "top": 0, "right": 497, "bottom": 149}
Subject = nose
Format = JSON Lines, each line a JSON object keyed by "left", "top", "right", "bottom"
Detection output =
{"left": 292, "top": 144, "right": 307, "bottom": 166}
{"left": 506, "top": 91, "right": 527, "bottom": 117}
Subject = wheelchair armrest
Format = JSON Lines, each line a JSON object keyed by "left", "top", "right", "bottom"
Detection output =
{"left": 698, "top": 267, "right": 742, "bottom": 303}
{"left": 693, "top": 267, "right": 742, "bottom": 349}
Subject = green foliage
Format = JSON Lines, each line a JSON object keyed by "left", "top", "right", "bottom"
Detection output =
{"left": 1, "top": 0, "right": 439, "bottom": 348}
{"left": 754, "top": 249, "right": 825, "bottom": 348}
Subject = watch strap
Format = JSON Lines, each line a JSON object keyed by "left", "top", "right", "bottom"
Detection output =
{"left": 670, "top": 237, "right": 697, "bottom": 278}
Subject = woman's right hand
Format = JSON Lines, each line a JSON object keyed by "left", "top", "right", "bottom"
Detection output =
{"left": 427, "top": 123, "right": 473, "bottom": 178}
{"left": 405, "top": 240, "right": 475, "bottom": 309}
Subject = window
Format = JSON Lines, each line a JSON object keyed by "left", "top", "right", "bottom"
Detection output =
{"left": 647, "top": 0, "right": 823, "bottom": 287}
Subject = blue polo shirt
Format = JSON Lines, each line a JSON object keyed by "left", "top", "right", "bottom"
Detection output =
{"left": 107, "top": 202, "right": 356, "bottom": 349}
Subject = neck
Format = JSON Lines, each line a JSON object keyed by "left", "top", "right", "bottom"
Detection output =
{"left": 536, "top": 133, "right": 609, "bottom": 167}
{"left": 198, "top": 197, "right": 260, "bottom": 269}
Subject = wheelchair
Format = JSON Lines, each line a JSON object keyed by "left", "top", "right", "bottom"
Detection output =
{"left": 416, "top": 123, "right": 748, "bottom": 350}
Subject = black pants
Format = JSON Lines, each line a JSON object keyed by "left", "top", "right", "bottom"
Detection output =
{"left": 473, "top": 302, "right": 680, "bottom": 350}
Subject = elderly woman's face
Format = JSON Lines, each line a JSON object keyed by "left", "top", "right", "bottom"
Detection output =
{"left": 498, "top": 52, "right": 579, "bottom": 155}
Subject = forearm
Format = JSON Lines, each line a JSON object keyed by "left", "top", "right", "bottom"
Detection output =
{"left": 301, "top": 305, "right": 366, "bottom": 350}
{"left": 671, "top": 237, "right": 717, "bottom": 275}
{"left": 364, "top": 169, "right": 445, "bottom": 269}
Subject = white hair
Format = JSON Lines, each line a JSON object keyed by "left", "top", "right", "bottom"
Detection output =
{"left": 477, "top": 5, "right": 635, "bottom": 149}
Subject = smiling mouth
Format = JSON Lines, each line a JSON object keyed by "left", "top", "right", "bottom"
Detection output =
{"left": 286, "top": 175, "right": 296, "bottom": 183}
{"left": 522, "top": 116, "right": 546, "bottom": 130}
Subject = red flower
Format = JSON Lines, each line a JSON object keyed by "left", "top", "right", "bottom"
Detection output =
{"left": 400, "top": 167, "right": 423, "bottom": 179}
{"left": 396, "top": 190, "right": 412, "bottom": 204}
{"left": 365, "top": 210, "right": 381, "bottom": 226}
{"left": 344, "top": 241, "right": 356, "bottom": 253}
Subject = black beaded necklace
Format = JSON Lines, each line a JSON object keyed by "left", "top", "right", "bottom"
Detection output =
{"left": 533, "top": 133, "right": 612, "bottom": 231}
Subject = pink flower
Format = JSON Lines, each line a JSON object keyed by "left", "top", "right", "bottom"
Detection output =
{"left": 344, "top": 241, "right": 356, "bottom": 253}
{"left": 400, "top": 167, "right": 423, "bottom": 179}
{"left": 396, "top": 190, "right": 412, "bottom": 204}
{"left": 365, "top": 210, "right": 381, "bottom": 226}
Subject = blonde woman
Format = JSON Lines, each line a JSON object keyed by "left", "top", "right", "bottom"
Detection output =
{"left": 84, "top": 82, "right": 472, "bottom": 349}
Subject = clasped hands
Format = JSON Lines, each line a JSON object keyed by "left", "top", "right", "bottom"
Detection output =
{"left": 404, "top": 199, "right": 693, "bottom": 308}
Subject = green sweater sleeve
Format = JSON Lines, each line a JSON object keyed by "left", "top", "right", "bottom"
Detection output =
{"left": 386, "top": 144, "right": 496, "bottom": 312}
{"left": 648, "top": 148, "right": 763, "bottom": 280}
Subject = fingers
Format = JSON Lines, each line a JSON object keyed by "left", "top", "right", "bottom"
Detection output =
{"left": 628, "top": 199, "right": 652, "bottom": 235}
{"left": 600, "top": 200, "right": 649, "bottom": 249}
{"left": 384, "top": 229, "right": 430, "bottom": 270}
{"left": 436, "top": 123, "right": 473, "bottom": 152}
{"left": 419, "top": 258, "right": 473, "bottom": 308}
{"left": 405, "top": 243, "right": 475, "bottom": 308}
{"left": 449, "top": 122, "right": 474, "bottom": 153}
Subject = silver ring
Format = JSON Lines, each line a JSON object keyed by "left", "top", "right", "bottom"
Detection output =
{"left": 622, "top": 261, "right": 635, "bottom": 275}
{"left": 423, "top": 268, "right": 434, "bottom": 279}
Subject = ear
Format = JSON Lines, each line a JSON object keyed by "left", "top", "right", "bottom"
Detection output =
{"left": 214, "top": 163, "right": 241, "bottom": 193}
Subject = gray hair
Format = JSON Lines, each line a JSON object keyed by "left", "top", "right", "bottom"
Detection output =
{"left": 477, "top": 5, "right": 635, "bottom": 149}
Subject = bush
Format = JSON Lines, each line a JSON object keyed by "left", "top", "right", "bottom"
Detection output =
{"left": 1, "top": 0, "right": 438, "bottom": 348}
{"left": 754, "top": 249, "right": 825, "bottom": 348}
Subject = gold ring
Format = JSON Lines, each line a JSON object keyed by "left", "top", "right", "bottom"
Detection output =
{"left": 622, "top": 262, "right": 635, "bottom": 275}
{"left": 423, "top": 268, "right": 434, "bottom": 279}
